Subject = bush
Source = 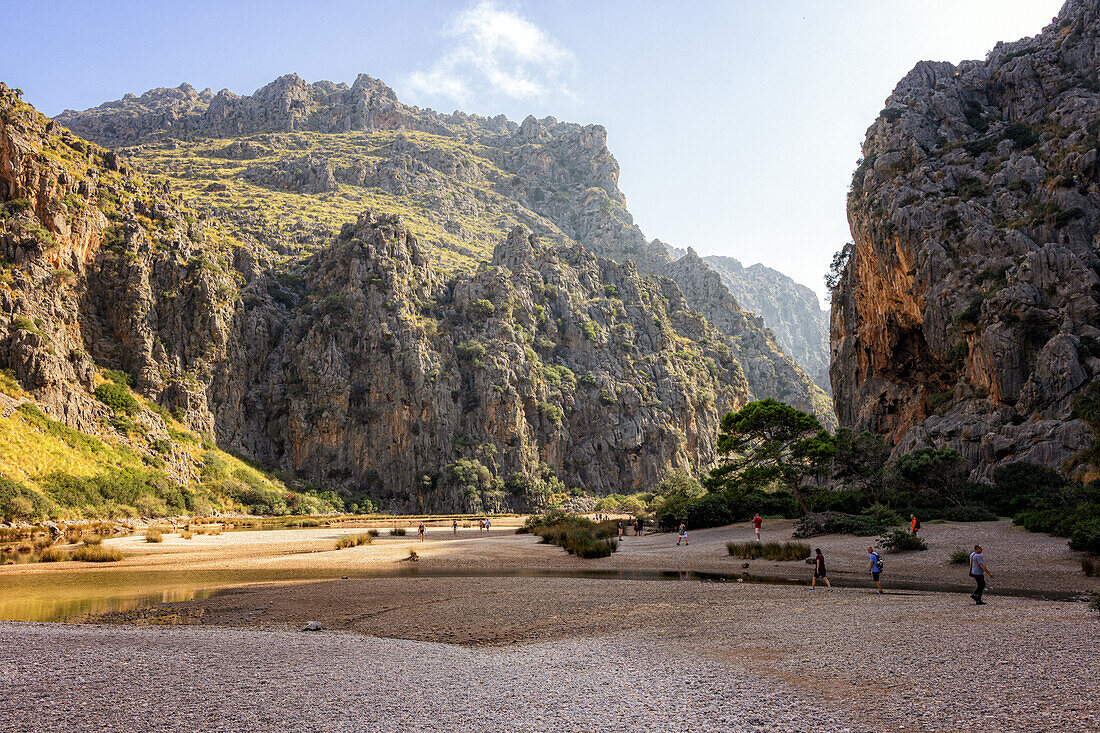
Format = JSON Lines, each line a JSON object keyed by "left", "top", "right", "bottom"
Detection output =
{"left": 335, "top": 532, "right": 373, "bottom": 549}
{"left": 950, "top": 547, "right": 970, "bottom": 565}
{"left": 879, "top": 529, "right": 928, "bottom": 553}
{"left": 863, "top": 503, "right": 904, "bottom": 526}
{"left": 82, "top": 533, "right": 103, "bottom": 545}
{"left": 94, "top": 382, "right": 140, "bottom": 415}
{"left": 72, "top": 545, "right": 123, "bottom": 562}
{"left": 389, "top": 527, "right": 406, "bottom": 536}
{"left": 726, "top": 541, "right": 810, "bottom": 561}
{"left": 794, "top": 512, "right": 884, "bottom": 538}
{"left": 179, "top": 530, "right": 193, "bottom": 540}
{"left": 38, "top": 547, "right": 65, "bottom": 562}
{"left": 1082, "top": 557, "right": 1100, "bottom": 577}
{"left": 367, "top": 528, "right": 380, "bottom": 537}
{"left": 525, "top": 512, "right": 618, "bottom": 559}
{"left": 1070, "top": 517, "right": 1100, "bottom": 554}
{"left": 145, "top": 528, "right": 164, "bottom": 543}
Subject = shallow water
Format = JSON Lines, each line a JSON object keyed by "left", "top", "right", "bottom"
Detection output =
{"left": 0, "top": 565, "right": 1080, "bottom": 623}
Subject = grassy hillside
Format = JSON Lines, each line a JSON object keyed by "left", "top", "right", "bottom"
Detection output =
{"left": 131, "top": 129, "right": 575, "bottom": 274}
{"left": 0, "top": 369, "right": 342, "bottom": 522}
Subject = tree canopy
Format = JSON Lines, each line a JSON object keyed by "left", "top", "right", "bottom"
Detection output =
{"left": 705, "top": 399, "right": 835, "bottom": 514}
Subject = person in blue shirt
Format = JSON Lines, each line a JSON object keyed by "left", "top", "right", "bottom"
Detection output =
{"left": 868, "top": 546, "right": 883, "bottom": 594}
{"left": 969, "top": 545, "right": 992, "bottom": 605}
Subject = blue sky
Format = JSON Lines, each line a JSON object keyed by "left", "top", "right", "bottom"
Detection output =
{"left": 1, "top": 0, "right": 1065, "bottom": 303}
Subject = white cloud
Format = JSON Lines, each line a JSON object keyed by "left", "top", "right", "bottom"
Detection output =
{"left": 403, "top": 1, "right": 576, "bottom": 107}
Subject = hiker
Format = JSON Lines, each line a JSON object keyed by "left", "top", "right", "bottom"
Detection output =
{"left": 617, "top": 520, "right": 624, "bottom": 540}
{"left": 969, "top": 545, "right": 991, "bottom": 605}
{"left": 452, "top": 519, "right": 458, "bottom": 535}
{"left": 868, "top": 546, "right": 883, "bottom": 593}
{"left": 418, "top": 522, "right": 426, "bottom": 541}
{"left": 634, "top": 517, "right": 643, "bottom": 536}
{"left": 753, "top": 514, "right": 762, "bottom": 541}
{"left": 811, "top": 548, "right": 832, "bottom": 590}
{"left": 677, "top": 522, "right": 688, "bottom": 546}
{"left": 485, "top": 518, "right": 491, "bottom": 531}
{"left": 910, "top": 514, "right": 920, "bottom": 535}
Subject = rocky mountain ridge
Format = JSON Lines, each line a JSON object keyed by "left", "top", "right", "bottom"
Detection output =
{"left": 0, "top": 83, "right": 758, "bottom": 515}
{"left": 57, "top": 72, "right": 835, "bottom": 429}
{"left": 833, "top": 0, "right": 1100, "bottom": 478}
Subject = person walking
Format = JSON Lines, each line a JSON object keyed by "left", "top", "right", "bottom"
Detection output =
{"left": 418, "top": 522, "right": 426, "bottom": 542}
{"left": 452, "top": 519, "right": 458, "bottom": 535}
{"left": 617, "top": 520, "right": 624, "bottom": 541}
{"left": 969, "top": 545, "right": 991, "bottom": 605}
{"left": 910, "top": 514, "right": 920, "bottom": 535}
{"left": 753, "top": 514, "right": 763, "bottom": 541}
{"left": 485, "top": 518, "right": 491, "bottom": 531}
{"left": 868, "top": 546, "right": 883, "bottom": 593}
{"left": 634, "top": 517, "right": 643, "bottom": 536}
{"left": 677, "top": 522, "right": 688, "bottom": 546}
{"left": 811, "top": 548, "right": 832, "bottom": 590}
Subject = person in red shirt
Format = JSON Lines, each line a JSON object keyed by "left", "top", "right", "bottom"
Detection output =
{"left": 753, "top": 514, "right": 763, "bottom": 541}
{"left": 910, "top": 514, "right": 920, "bottom": 535}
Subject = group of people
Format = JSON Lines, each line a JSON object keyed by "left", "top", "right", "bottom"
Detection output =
{"left": 680, "top": 511, "right": 992, "bottom": 604}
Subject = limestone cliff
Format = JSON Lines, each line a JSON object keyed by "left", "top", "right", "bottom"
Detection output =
{"left": 699, "top": 254, "right": 830, "bottom": 395}
{"left": 57, "top": 73, "right": 834, "bottom": 429}
{"left": 834, "top": 0, "right": 1100, "bottom": 477}
{"left": 2, "top": 83, "right": 754, "bottom": 514}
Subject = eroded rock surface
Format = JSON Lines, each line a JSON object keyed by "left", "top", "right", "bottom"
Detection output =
{"left": 833, "top": 0, "right": 1100, "bottom": 476}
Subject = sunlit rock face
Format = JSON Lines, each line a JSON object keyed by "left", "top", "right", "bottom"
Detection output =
{"left": 833, "top": 0, "right": 1100, "bottom": 478}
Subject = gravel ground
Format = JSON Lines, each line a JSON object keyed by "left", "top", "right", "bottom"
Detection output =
{"left": 1, "top": 622, "right": 855, "bottom": 732}
{"left": 10, "top": 577, "right": 1100, "bottom": 732}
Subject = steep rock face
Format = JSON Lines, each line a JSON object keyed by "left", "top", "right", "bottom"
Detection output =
{"left": 57, "top": 75, "right": 834, "bottom": 430}
{"left": 700, "top": 254, "right": 831, "bottom": 394}
{"left": 212, "top": 215, "right": 750, "bottom": 510}
{"left": 2, "top": 85, "right": 755, "bottom": 511}
{"left": 833, "top": 0, "right": 1100, "bottom": 476}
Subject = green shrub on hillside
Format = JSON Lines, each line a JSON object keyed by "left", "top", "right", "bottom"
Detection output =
{"left": 94, "top": 382, "right": 139, "bottom": 415}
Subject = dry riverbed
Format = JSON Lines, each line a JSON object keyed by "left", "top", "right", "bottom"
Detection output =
{"left": 1, "top": 518, "right": 1097, "bottom": 731}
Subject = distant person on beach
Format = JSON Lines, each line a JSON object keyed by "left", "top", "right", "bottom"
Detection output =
{"left": 617, "top": 520, "right": 624, "bottom": 540}
{"left": 969, "top": 545, "right": 991, "bottom": 605}
{"left": 485, "top": 518, "right": 491, "bottom": 531}
{"left": 635, "top": 517, "right": 643, "bottom": 536}
{"left": 677, "top": 522, "right": 688, "bottom": 546}
{"left": 910, "top": 514, "right": 920, "bottom": 535}
{"left": 753, "top": 514, "right": 762, "bottom": 541}
{"left": 418, "top": 522, "right": 426, "bottom": 541}
{"left": 868, "top": 546, "right": 883, "bottom": 593}
{"left": 452, "top": 520, "right": 458, "bottom": 535}
{"left": 811, "top": 548, "right": 832, "bottom": 590}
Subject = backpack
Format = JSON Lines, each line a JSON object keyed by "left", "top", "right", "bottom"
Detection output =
{"left": 872, "top": 553, "right": 883, "bottom": 571}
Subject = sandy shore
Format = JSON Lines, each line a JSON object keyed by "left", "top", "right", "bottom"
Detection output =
{"left": 3, "top": 517, "right": 1095, "bottom": 597}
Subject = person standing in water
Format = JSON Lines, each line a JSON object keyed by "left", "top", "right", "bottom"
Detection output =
{"left": 811, "top": 548, "right": 832, "bottom": 590}
{"left": 753, "top": 514, "right": 763, "bottom": 541}
{"left": 969, "top": 545, "right": 991, "bottom": 605}
{"left": 868, "top": 546, "right": 883, "bottom": 593}
{"left": 677, "top": 522, "right": 688, "bottom": 546}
